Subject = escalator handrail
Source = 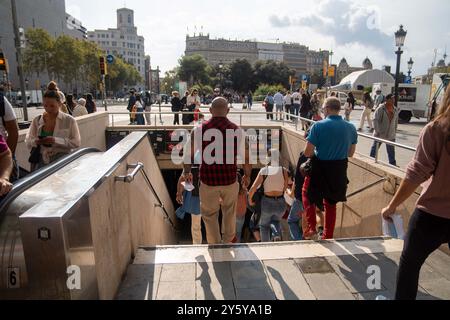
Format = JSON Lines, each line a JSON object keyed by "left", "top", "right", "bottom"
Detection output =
{"left": 0, "top": 147, "right": 101, "bottom": 215}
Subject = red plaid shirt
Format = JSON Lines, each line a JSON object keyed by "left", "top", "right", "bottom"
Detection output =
{"left": 200, "top": 117, "right": 239, "bottom": 186}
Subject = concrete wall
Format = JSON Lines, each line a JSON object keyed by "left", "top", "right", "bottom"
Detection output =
{"left": 15, "top": 112, "right": 109, "bottom": 171}
{"left": 87, "top": 134, "right": 177, "bottom": 300}
{"left": 281, "top": 127, "right": 420, "bottom": 239}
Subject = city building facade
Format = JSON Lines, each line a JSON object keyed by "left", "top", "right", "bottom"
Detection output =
{"left": 0, "top": 0, "right": 87, "bottom": 89}
{"left": 337, "top": 57, "right": 373, "bottom": 83}
{"left": 88, "top": 8, "right": 146, "bottom": 91}
{"left": 185, "top": 34, "right": 330, "bottom": 78}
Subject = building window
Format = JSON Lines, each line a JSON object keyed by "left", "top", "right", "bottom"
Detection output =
{"left": 112, "top": 41, "right": 117, "bottom": 47}
{"left": 128, "top": 15, "right": 131, "bottom": 24}
{"left": 119, "top": 14, "right": 122, "bottom": 24}
{"left": 138, "top": 66, "right": 141, "bottom": 72}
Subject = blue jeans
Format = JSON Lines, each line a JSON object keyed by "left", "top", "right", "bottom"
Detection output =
{"left": 292, "top": 104, "right": 300, "bottom": 121}
{"left": 370, "top": 141, "right": 397, "bottom": 166}
{"left": 288, "top": 199, "right": 304, "bottom": 241}
{"left": 259, "top": 196, "right": 286, "bottom": 242}
{"left": 236, "top": 216, "right": 246, "bottom": 243}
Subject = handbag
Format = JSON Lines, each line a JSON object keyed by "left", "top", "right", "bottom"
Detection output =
{"left": 29, "top": 116, "right": 43, "bottom": 164}
{"left": 28, "top": 145, "right": 41, "bottom": 164}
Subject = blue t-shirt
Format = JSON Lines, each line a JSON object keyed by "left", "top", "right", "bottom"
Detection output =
{"left": 307, "top": 115, "right": 358, "bottom": 161}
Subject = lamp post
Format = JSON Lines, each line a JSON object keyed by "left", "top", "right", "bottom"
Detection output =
{"left": 218, "top": 62, "right": 223, "bottom": 93}
{"left": 394, "top": 25, "right": 407, "bottom": 106}
{"left": 407, "top": 57, "right": 414, "bottom": 78}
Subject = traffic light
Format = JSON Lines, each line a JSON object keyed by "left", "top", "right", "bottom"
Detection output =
{"left": 0, "top": 51, "right": 7, "bottom": 72}
{"left": 99, "top": 56, "right": 107, "bottom": 76}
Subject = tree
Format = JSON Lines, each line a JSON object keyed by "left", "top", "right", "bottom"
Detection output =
{"left": 161, "top": 69, "right": 179, "bottom": 94}
{"left": 23, "top": 28, "right": 54, "bottom": 78}
{"left": 79, "top": 40, "right": 103, "bottom": 92}
{"left": 310, "top": 71, "right": 326, "bottom": 89}
{"left": 230, "top": 59, "right": 254, "bottom": 92}
{"left": 254, "top": 60, "right": 294, "bottom": 88}
{"left": 178, "top": 54, "right": 211, "bottom": 86}
{"left": 50, "top": 35, "right": 84, "bottom": 90}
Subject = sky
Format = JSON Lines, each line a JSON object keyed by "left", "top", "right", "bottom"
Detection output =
{"left": 66, "top": 0, "right": 450, "bottom": 76}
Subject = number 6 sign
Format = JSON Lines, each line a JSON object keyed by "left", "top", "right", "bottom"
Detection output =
{"left": 7, "top": 267, "right": 20, "bottom": 289}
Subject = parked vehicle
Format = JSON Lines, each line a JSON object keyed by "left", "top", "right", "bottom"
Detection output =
{"left": 427, "top": 73, "right": 450, "bottom": 121}
{"left": 15, "top": 90, "right": 43, "bottom": 107}
{"left": 372, "top": 83, "right": 431, "bottom": 123}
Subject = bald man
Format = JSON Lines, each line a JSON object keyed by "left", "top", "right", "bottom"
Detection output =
{"left": 183, "top": 97, "right": 252, "bottom": 244}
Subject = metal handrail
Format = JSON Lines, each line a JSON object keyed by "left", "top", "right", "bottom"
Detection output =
{"left": 107, "top": 110, "right": 418, "bottom": 164}
{"left": 0, "top": 147, "right": 101, "bottom": 218}
{"left": 115, "top": 162, "right": 179, "bottom": 232}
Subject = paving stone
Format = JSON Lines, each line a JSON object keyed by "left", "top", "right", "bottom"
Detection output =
{"left": 236, "top": 288, "right": 277, "bottom": 300}
{"left": 419, "top": 278, "right": 450, "bottom": 300}
{"left": 264, "top": 260, "right": 316, "bottom": 300}
{"left": 295, "top": 257, "right": 334, "bottom": 274}
{"left": 156, "top": 281, "right": 196, "bottom": 300}
{"left": 230, "top": 261, "right": 272, "bottom": 290}
{"left": 160, "top": 263, "right": 196, "bottom": 282}
{"left": 116, "top": 265, "right": 162, "bottom": 300}
{"left": 425, "top": 250, "right": 450, "bottom": 280}
{"left": 196, "top": 262, "right": 236, "bottom": 300}
{"left": 326, "top": 255, "right": 386, "bottom": 294}
{"left": 303, "top": 273, "right": 355, "bottom": 300}
{"left": 196, "top": 281, "right": 236, "bottom": 300}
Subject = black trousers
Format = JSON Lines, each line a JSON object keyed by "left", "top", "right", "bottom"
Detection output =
{"left": 266, "top": 104, "right": 274, "bottom": 120}
{"left": 173, "top": 112, "right": 180, "bottom": 125}
{"left": 395, "top": 209, "right": 450, "bottom": 300}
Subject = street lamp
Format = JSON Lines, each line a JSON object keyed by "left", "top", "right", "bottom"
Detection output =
{"left": 218, "top": 62, "right": 223, "bottom": 92}
{"left": 407, "top": 57, "right": 414, "bottom": 78}
{"left": 394, "top": 25, "right": 407, "bottom": 106}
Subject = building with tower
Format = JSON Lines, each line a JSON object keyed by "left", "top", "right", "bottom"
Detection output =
{"left": 88, "top": 8, "right": 146, "bottom": 91}
{"left": 337, "top": 57, "right": 373, "bottom": 83}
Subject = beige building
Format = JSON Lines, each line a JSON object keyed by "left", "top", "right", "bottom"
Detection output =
{"left": 185, "top": 34, "right": 330, "bottom": 77}
{"left": 337, "top": 57, "right": 373, "bottom": 83}
{"left": 88, "top": 8, "right": 146, "bottom": 90}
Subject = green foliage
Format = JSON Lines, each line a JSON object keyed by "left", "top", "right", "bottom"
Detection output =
{"left": 22, "top": 28, "right": 143, "bottom": 93}
{"left": 161, "top": 69, "right": 179, "bottom": 94}
{"left": 178, "top": 54, "right": 211, "bottom": 86}
{"left": 22, "top": 28, "right": 54, "bottom": 77}
{"left": 190, "top": 84, "right": 214, "bottom": 95}
{"left": 254, "top": 84, "right": 286, "bottom": 97}
{"left": 253, "top": 60, "right": 294, "bottom": 88}
{"left": 230, "top": 59, "right": 254, "bottom": 92}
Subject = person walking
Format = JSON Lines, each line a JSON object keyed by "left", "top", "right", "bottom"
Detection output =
{"left": 72, "top": 98, "right": 89, "bottom": 118}
{"left": 310, "top": 93, "right": 322, "bottom": 121}
{"left": 274, "top": 90, "right": 284, "bottom": 121}
{"left": 300, "top": 93, "right": 312, "bottom": 131}
{"left": 127, "top": 90, "right": 137, "bottom": 124}
{"left": 303, "top": 97, "right": 358, "bottom": 239}
{"left": 248, "top": 149, "right": 289, "bottom": 242}
{"left": 370, "top": 94, "right": 399, "bottom": 166}
{"left": 171, "top": 91, "right": 182, "bottom": 125}
{"left": 65, "top": 94, "right": 76, "bottom": 116}
{"left": 183, "top": 97, "right": 252, "bottom": 244}
{"left": 374, "top": 89, "right": 385, "bottom": 109}
{"left": 0, "top": 85, "right": 19, "bottom": 155}
{"left": 291, "top": 89, "right": 301, "bottom": 121}
{"left": 134, "top": 94, "right": 145, "bottom": 125}
{"left": 264, "top": 92, "right": 275, "bottom": 120}
{"left": 359, "top": 92, "right": 374, "bottom": 132}
{"left": 85, "top": 93, "right": 97, "bottom": 114}
{"left": 176, "top": 162, "right": 203, "bottom": 245}
{"left": 284, "top": 91, "right": 292, "bottom": 121}
{"left": 25, "top": 82, "right": 81, "bottom": 171}
{"left": 187, "top": 89, "right": 201, "bottom": 124}
{"left": 247, "top": 91, "right": 253, "bottom": 111}
{"left": 381, "top": 85, "right": 450, "bottom": 300}
{"left": 144, "top": 91, "right": 153, "bottom": 125}
{"left": 235, "top": 172, "right": 249, "bottom": 243}
{"left": 345, "top": 92, "right": 356, "bottom": 122}
{"left": 0, "top": 134, "right": 13, "bottom": 197}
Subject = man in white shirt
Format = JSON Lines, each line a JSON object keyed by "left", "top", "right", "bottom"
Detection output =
{"left": 284, "top": 91, "right": 292, "bottom": 121}
{"left": 273, "top": 90, "right": 284, "bottom": 121}
{"left": 0, "top": 87, "right": 19, "bottom": 155}
{"left": 291, "top": 89, "right": 302, "bottom": 121}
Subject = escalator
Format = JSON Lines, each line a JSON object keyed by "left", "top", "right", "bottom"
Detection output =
{"left": 0, "top": 148, "right": 101, "bottom": 297}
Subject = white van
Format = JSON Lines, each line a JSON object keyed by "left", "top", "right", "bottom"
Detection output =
{"left": 372, "top": 83, "right": 431, "bottom": 123}
{"left": 15, "top": 90, "right": 43, "bottom": 107}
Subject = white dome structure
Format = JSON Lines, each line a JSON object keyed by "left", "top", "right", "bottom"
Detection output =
{"left": 331, "top": 69, "right": 395, "bottom": 91}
